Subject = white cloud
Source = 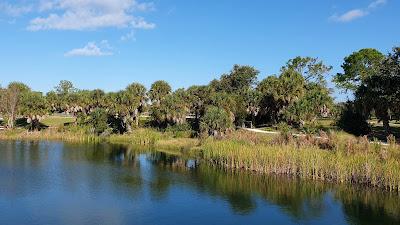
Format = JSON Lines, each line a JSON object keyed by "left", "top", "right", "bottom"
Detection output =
{"left": 28, "top": 11, "right": 133, "bottom": 31}
{"left": 368, "top": 0, "right": 387, "bottom": 9}
{"left": 132, "top": 1, "right": 155, "bottom": 11}
{"left": 330, "top": 9, "right": 368, "bottom": 22}
{"left": 0, "top": 3, "right": 32, "bottom": 17}
{"left": 330, "top": 0, "right": 387, "bottom": 23}
{"left": 38, "top": 0, "right": 56, "bottom": 12}
{"left": 131, "top": 17, "right": 155, "bottom": 29}
{"left": 65, "top": 41, "right": 113, "bottom": 57}
{"left": 121, "top": 30, "right": 136, "bottom": 41}
{"left": 0, "top": 0, "right": 155, "bottom": 31}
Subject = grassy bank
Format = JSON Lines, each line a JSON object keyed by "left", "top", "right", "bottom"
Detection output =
{"left": 1, "top": 127, "right": 400, "bottom": 192}
{"left": 0, "top": 128, "right": 101, "bottom": 142}
{"left": 0, "top": 127, "right": 197, "bottom": 150}
{"left": 201, "top": 131, "right": 400, "bottom": 191}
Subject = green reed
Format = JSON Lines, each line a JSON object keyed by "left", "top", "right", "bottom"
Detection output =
{"left": 0, "top": 129, "right": 101, "bottom": 143}
{"left": 201, "top": 133, "right": 400, "bottom": 192}
{"left": 108, "top": 128, "right": 165, "bottom": 145}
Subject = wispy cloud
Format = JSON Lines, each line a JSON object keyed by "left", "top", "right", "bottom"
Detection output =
{"left": 121, "top": 30, "right": 136, "bottom": 41}
{"left": 0, "top": 2, "right": 32, "bottom": 17}
{"left": 65, "top": 41, "right": 113, "bottom": 57}
{"left": 330, "top": 9, "right": 368, "bottom": 23}
{"left": 132, "top": 1, "right": 155, "bottom": 12}
{"left": 1, "top": 1, "right": 155, "bottom": 31}
{"left": 27, "top": 0, "right": 155, "bottom": 31}
{"left": 330, "top": 0, "right": 387, "bottom": 23}
{"left": 131, "top": 17, "right": 155, "bottom": 29}
{"left": 368, "top": 0, "right": 387, "bottom": 9}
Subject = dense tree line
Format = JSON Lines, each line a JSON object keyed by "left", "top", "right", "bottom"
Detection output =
{"left": 1, "top": 48, "right": 399, "bottom": 137}
{"left": 334, "top": 47, "right": 400, "bottom": 135}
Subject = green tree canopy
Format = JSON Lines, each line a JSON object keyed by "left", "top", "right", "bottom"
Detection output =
{"left": 151, "top": 89, "right": 189, "bottom": 127}
{"left": 257, "top": 57, "right": 332, "bottom": 126}
{"left": 55, "top": 80, "right": 76, "bottom": 96}
{"left": 1, "top": 82, "right": 31, "bottom": 128}
{"left": 19, "top": 91, "right": 48, "bottom": 130}
{"left": 87, "top": 108, "right": 109, "bottom": 135}
{"left": 186, "top": 85, "right": 211, "bottom": 119}
{"left": 200, "top": 106, "right": 233, "bottom": 137}
{"left": 334, "top": 48, "right": 384, "bottom": 91}
{"left": 213, "top": 64, "right": 259, "bottom": 93}
{"left": 149, "top": 80, "right": 171, "bottom": 106}
{"left": 283, "top": 56, "right": 332, "bottom": 84}
{"left": 355, "top": 47, "right": 400, "bottom": 134}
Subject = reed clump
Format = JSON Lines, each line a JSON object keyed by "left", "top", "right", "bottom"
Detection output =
{"left": 156, "top": 138, "right": 200, "bottom": 151}
{"left": 224, "top": 129, "right": 276, "bottom": 145}
{"left": 108, "top": 128, "right": 165, "bottom": 145}
{"left": 201, "top": 131, "right": 400, "bottom": 192}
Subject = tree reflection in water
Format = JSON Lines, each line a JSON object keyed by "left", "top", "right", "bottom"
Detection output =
{"left": 1, "top": 141, "right": 399, "bottom": 225}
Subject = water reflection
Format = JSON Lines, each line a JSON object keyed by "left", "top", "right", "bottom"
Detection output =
{"left": 0, "top": 141, "right": 399, "bottom": 225}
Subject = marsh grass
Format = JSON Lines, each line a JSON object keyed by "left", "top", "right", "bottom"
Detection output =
{"left": 156, "top": 138, "right": 199, "bottom": 151}
{"left": 201, "top": 131, "right": 400, "bottom": 192}
{"left": 2, "top": 126, "right": 400, "bottom": 191}
{"left": 108, "top": 128, "right": 165, "bottom": 145}
{"left": 0, "top": 128, "right": 101, "bottom": 143}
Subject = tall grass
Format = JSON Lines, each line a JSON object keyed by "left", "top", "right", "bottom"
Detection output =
{"left": 155, "top": 138, "right": 199, "bottom": 151}
{"left": 201, "top": 131, "right": 400, "bottom": 192}
{"left": 108, "top": 128, "right": 165, "bottom": 145}
{"left": 2, "top": 126, "right": 400, "bottom": 192}
{"left": 0, "top": 127, "right": 197, "bottom": 149}
{"left": 0, "top": 128, "right": 101, "bottom": 143}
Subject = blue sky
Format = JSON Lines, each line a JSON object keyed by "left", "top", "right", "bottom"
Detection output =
{"left": 0, "top": 0, "right": 399, "bottom": 101}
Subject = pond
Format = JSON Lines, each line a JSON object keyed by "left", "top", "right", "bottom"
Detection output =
{"left": 0, "top": 141, "right": 399, "bottom": 225}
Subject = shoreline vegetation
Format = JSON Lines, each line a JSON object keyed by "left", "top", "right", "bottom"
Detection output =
{"left": 1, "top": 127, "right": 399, "bottom": 192}
{"left": 1, "top": 47, "right": 400, "bottom": 193}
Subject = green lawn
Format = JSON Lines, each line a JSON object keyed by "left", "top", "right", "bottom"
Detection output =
{"left": 368, "top": 120, "right": 400, "bottom": 142}
{"left": 315, "top": 118, "right": 335, "bottom": 129}
{"left": 41, "top": 116, "right": 76, "bottom": 127}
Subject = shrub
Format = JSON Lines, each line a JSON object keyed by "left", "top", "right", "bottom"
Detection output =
{"left": 336, "top": 101, "right": 370, "bottom": 136}
{"left": 302, "top": 122, "right": 319, "bottom": 134}
{"left": 165, "top": 123, "right": 193, "bottom": 138}
{"left": 87, "top": 108, "right": 109, "bottom": 135}
{"left": 200, "top": 106, "right": 233, "bottom": 137}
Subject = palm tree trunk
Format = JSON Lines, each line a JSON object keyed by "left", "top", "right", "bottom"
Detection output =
{"left": 133, "top": 109, "right": 139, "bottom": 128}
{"left": 123, "top": 116, "right": 132, "bottom": 133}
{"left": 135, "top": 115, "right": 139, "bottom": 127}
{"left": 7, "top": 117, "right": 13, "bottom": 129}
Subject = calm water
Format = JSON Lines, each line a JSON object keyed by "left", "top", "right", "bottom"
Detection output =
{"left": 0, "top": 141, "right": 399, "bottom": 225}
